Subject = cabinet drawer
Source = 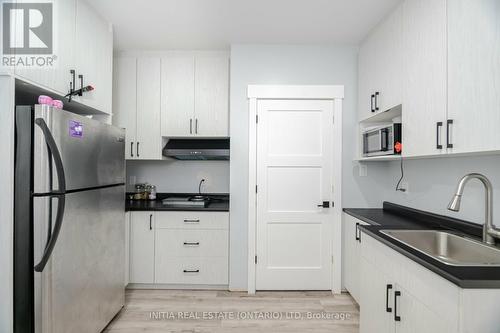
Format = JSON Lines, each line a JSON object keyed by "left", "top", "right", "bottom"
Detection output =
{"left": 156, "top": 229, "right": 228, "bottom": 257}
{"left": 155, "top": 211, "right": 229, "bottom": 229}
{"left": 155, "top": 257, "right": 228, "bottom": 285}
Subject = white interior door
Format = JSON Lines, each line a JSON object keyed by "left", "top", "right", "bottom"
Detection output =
{"left": 255, "top": 99, "right": 334, "bottom": 290}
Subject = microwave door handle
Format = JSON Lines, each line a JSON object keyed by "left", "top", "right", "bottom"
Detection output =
{"left": 380, "top": 129, "right": 389, "bottom": 151}
{"left": 33, "top": 118, "right": 67, "bottom": 273}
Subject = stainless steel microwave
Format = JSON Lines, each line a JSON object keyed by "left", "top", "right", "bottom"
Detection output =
{"left": 362, "top": 123, "right": 402, "bottom": 157}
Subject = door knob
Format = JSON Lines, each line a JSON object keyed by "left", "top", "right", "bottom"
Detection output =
{"left": 317, "top": 201, "right": 330, "bottom": 208}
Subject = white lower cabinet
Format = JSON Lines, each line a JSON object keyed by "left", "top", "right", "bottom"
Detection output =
{"left": 343, "top": 213, "right": 368, "bottom": 303}
{"left": 129, "top": 212, "right": 155, "bottom": 284}
{"left": 359, "top": 230, "right": 459, "bottom": 333}
{"left": 128, "top": 211, "right": 229, "bottom": 287}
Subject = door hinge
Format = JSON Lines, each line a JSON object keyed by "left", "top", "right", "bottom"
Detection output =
{"left": 255, "top": 255, "right": 258, "bottom": 264}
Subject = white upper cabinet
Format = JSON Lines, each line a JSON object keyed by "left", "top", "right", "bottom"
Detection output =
{"left": 161, "top": 55, "right": 195, "bottom": 136}
{"left": 402, "top": 0, "right": 448, "bottom": 158}
{"left": 73, "top": 0, "right": 113, "bottom": 114}
{"left": 446, "top": 0, "right": 500, "bottom": 154}
{"left": 359, "top": 0, "right": 500, "bottom": 158}
{"left": 358, "top": 5, "right": 403, "bottom": 121}
{"left": 113, "top": 57, "right": 137, "bottom": 159}
{"left": 161, "top": 52, "right": 229, "bottom": 137}
{"left": 113, "top": 57, "right": 162, "bottom": 160}
{"left": 13, "top": 0, "right": 112, "bottom": 114}
{"left": 136, "top": 58, "right": 162, "bottom": 159}
{"left": 194, "top": 55, "right": 229, "bottom": 137}
{"left": 15, "top": 0, "right": 76, "bottom": 95}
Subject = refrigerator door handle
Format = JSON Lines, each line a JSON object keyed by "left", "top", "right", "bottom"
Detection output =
{"left": 34, "top": 118, "right": 67, "bottom": 272}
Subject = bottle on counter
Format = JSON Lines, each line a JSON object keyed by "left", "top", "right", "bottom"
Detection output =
{"left": 134, "top": 183, "right": 147, "bottom": 200}
{"left": 147, "top": 185, "right": 157, "bottom": 200}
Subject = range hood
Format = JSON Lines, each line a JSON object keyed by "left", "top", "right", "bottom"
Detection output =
{"left": 162, "top": 139, "right": 230, "bottom": 160}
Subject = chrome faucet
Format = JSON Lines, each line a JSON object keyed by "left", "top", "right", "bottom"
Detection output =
{"left": 448, "top": 173, "right": 500, "bottom": 245}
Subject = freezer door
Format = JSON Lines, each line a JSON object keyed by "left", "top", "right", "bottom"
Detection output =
{"left": 34, "top": 186, "right": 125, "bottom": 333}
{"left": 33, "top": 105, "right": 125, "bottom": 192}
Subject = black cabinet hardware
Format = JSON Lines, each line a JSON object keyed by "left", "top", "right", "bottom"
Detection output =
{"left": 183, "top": 242, "right": 200, "bottom": 246}
{"left": 386, "top": 284, "right": 393, "bottom": 313}
{"left": 355, "top": 223, "right": 361, "bottom": 242}
{"left": 436, "top": 122, "right": 443, "bottom": 149}
{"left": 130, "top": 142, "right": 134, "bottom": 157}
{"left": 317, "top": 201, "right": 330, "bottom": 208}
{"left": 183, "top": 269, "right": 200, "bottom": 273}
{"left": 394, "top": 290, "right": 401, "bottom": 321}
{"left": 190, "top": 119, "right": 193, "bottom": 134}
{"left": 183, "top": 219, "right": 200, "bottom": 223}
{"left": 136, "top": 142, "right": 140, "bottom": 157}
{"left": 374, "top": 92, "right": 380, "bottom": 111}
{"left": 78, "top": 74, "right": 84, "bottom": 96}
{"left": 69, "top": 69, "right": 76, "bottom": 102}
{"left": 446, "top": 119, "right": 454, "bottom": 149}
{"left": 195, "top": 119, "right": 199, "bottom": 134}
{"left": 371, "top": 94, "right": 375, "bottom": 112}
{"left": 149, "top": 214, "right": 152, "bottom": 230}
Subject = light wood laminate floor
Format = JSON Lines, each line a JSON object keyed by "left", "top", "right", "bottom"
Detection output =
{"left": 104, "top": 289, "right": 359, "bottom": 333}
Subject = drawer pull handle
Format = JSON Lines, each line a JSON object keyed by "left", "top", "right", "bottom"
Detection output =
{"left": 386, "top": 284, "right": 393, "bottom": 313}
{"left": 183, "top": 219, "right": 200, "bottom": 223}
{"left": 394, "top": 290, "right": 401, "bottom": 322}
{"left": 183, "top": 269, "right": 200, "bottom": 273}
{"left": 183, "top": 242, "right": 200, "bottom": 246}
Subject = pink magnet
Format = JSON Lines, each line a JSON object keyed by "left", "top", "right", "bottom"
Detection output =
{"left": 52, "top": 100, "right": 64, "bottom": 109}
{"left": 38, "top": 95, "right": 53, "bottom": 105}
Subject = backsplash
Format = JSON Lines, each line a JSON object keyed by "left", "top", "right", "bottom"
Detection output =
{"left": 379, "top": 154, "right": 500, "bottom": 225}
{"left": 126, "top": 160, "right": 230, "bottom": 194}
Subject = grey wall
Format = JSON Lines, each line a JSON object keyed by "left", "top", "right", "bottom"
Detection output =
{"left": 228, "top": 44, "right": 393, "bottom": 290}
{"left": 126, "top": 160, "right": 230, "bottom": 194}
{"left": 375, "top": 155, "right": 500, "bottom": 224}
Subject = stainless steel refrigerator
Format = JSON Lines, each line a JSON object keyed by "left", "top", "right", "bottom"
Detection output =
{"left": 14, "top": 105, "right": 126, "bottom": 333}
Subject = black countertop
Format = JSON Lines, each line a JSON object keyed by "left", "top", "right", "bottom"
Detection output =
{"left": 126, "top": 193, "right": 229, "bottom": 212}
{"left": 344, "top": 202, "right": 500, "bottom": 288}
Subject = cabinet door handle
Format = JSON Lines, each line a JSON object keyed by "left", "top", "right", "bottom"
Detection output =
{"left": 78, "top": 74, "right": 84, "bottom": 96}
{"left": 149, "top": 214, "right": 153, "bottom": 230}
{"left": 183, "top": 219, "right": 200, "bottom": 223}
{"left": 136, "top": 142, "right": 140, "bottom": 157}
{"left": 70, "top": 69, "right": 76, "bottom": 95}
{"left": 436, "top": 122, "right": 443, "bottom": 149}
{"left": 190, "top": 119, "right": 193, "bottom": 134}
{"left": 386, "top": 284, "right": 393, "bottom": 313}
{"left": 130, "top": 142, "right": 134, "bottom": 157}
{"left": 195, "top": 118, "right": 198, "bottom": 134}
{"left": 183, "top": 242, "right": 200, "bottom": 246}
{"left": 370, "top": 94, "right": 375, "bottom": 112}
{"left": 446, "top": 119, "right": 454, "bottom": 149}
{"left": 355, "top": 223, "right": 360, "bottom": 242}
{"left": 394, "top": 290, "right": 401, "bottom": 321}
{"left": 183, "top": 269, "right": 200, "bottom": 273}
{"left": 374, "top": 92, "right": 380, "bottom": 111}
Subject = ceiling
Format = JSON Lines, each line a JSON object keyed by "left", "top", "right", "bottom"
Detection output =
{"left": 87, "top": 0, "right": 402, "bottom": 51}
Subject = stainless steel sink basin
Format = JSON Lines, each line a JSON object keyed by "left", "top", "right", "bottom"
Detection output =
{"left": 380, "top": 230, "right": 500, "bottom": 266}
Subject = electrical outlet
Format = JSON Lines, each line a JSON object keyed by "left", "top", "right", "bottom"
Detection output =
{"left": 359, "top": 164, "right": 368, "bottom": 177}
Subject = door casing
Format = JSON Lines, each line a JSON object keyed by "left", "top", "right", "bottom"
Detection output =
{"left": 247, "top": 85, "right": 344, "bottom": 294}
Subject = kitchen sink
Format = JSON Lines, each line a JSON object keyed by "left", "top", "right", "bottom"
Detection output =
{"left": 380, "top": 230, "right": 500, "bottom": 266}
